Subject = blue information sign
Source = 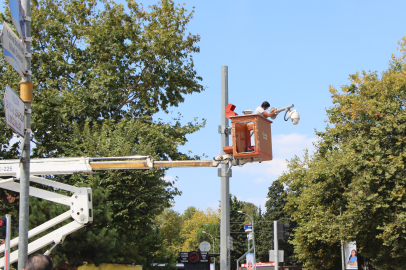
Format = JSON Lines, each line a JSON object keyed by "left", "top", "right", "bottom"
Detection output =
{"left": 244, "top": 223, "right": 252, "bottom": 232}
{"left": 8, "top": 0, "right": 25, "bottom": 39}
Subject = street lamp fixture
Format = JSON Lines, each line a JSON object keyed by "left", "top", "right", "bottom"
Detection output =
{"left": 238, "top": 211, "right": 256, "bottom": 270}
{"left": 202, "top": 231, "right": 215, "bottom": 270}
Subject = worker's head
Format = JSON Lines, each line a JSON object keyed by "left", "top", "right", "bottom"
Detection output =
{"left": 261, "top": 101, "right": 270, "bottom": 109}
{"left": 24, "top": 254, "right": 53, "bottom": 270}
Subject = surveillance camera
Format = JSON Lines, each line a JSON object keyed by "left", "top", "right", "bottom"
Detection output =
{"left": 288, "top": 109, "right": 300, "bottom": 125}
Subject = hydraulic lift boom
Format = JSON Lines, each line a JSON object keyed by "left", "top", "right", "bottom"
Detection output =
{"left": 0, "top": 155, "right": 233, "bottom": 267}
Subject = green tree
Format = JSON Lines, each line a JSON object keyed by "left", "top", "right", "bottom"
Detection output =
{"left": 260, "top": 179, "right": 296, "bottom": 264}
{"left": 180, "top": 207, "right": 219, "bottom": 252}
{"left": 195, "top": 218, "right": 220, "bottom": 269}
{"left": 154, "top": 206, "right": 220, "bottom": 266}
{"left": 153, "top": 208, "right": 183, "bottom": 265}
{"left": 0, "top": 0, "right": 204, "bottom": 267}
{"left": 282, "top": 39, "right": 406, "bottom": 269}
{"left": 228, "top": 195, "right": 248, "bottom": 270}
{"left": 155, "top": 208, "right": 183, "bottom": 253}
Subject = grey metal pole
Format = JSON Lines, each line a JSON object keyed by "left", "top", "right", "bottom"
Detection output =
{"left": 252, "top": 219, "right": 256, "bottom": 270}
{"left": 248, "top": 234, "right": 250, "bottom": 253}
{"left": 220, "top": 66, "right": 230, "bottom": 270}
{"left": 341, "top": 240, "right": 345, "bottom": 270}
{"left": 340, "top": 209, "right": 345, "bottom": 270}
{"left": 274, "top": 221, "right": 278, "bottom": 270}
{"left": 5, "top": 214, "right": 11, "bottom": 270}
{"left": 18, "top": 0, "right": 32, "bottom": 268}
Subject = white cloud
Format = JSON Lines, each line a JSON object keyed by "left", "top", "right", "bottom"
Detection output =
{"left": 272, "top": 133, "right": 317, "bottom": 159}
{"left": 234, "top": 158, "right": 287, "bottom": 180}
{"left": 232, "top": 133, "right": 317, "bottom": 184}
{"left": 163, "top": 175, "right": 181, "bottom": 187}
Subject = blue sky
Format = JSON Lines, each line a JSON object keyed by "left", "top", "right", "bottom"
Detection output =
{"left": 149, "top": 0, "right": 406, "bottom": 214}
{"left": 3, "top": 0, "right": 406, "bottom": 214}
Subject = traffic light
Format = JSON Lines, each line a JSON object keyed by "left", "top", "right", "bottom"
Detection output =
{"left": 277, "top": 222, "right": 289, "bottom": 240}
{"left": 0, "top": 216, "right": 7, "bottom": 239}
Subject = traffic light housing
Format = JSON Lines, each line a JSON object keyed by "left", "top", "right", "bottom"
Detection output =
{"left": 0, "top": 216, "right": 7, "bottom": 239}
{"left": 277, "top": 222, "right": 289, "bottom": 240}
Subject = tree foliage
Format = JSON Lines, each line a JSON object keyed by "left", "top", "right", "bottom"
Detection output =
{"left": 180, "top": 207, "right": 219, "bottom": 252}
{"left": 0, "top": 0, "right": 204, "bottom": 267}
{"left": 257, "top": 180, "right": 296, "bottom": 264}
{"left": 281, "top": 39, "right": 406, "bottom": 269}
{"left": 154, "top": 206, "right": 220, "bottom": 267}
{"left": 229, "top": 195, "right": 247, "bottom": 270}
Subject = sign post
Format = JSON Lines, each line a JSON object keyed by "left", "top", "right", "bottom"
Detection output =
{"left": 1, "top": 0, "right": 32, "bottom": 267}
{"left": 18, "top": 0, "right": 32, "bottom": 268}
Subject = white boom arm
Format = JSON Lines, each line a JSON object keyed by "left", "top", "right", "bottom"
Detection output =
{"left": 0, "top": 155, "right": 233, "bottom": 266}
{"left": 0, "top": 155, "right": 232, "bottom": 178}
{"left": 0, "top": 174, "right": 92, "bottom": 267}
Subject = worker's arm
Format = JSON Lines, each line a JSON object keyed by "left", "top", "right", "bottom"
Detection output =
{"left": 262, "top": 108, "right": 277, "bottom": 118}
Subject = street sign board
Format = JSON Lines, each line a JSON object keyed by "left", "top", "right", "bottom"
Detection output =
{"left": 227, "top": 236, "right": 233, "bottom": 251}
{"left": 1, "top": 22, "right": 26, "bottom": 79}
{"left": 269, "top": 250, "right": 284, "bottom": 263}
{"left": 199, "top": 251, "right": 209, "bottom": 263}
{"left": 178, "top": 251, "right": 209, "bottom": 264}
{"left": 4, "top": 85, "right": 25, "bottom": 136}
{"left": 179, "top": 252, "right": 189, "bottom": 263}
{"left": 244, "top": 223, "right": 252, "bottom": 232}
{"left": 8, "top": 0, "right": 25, "bottom": 38}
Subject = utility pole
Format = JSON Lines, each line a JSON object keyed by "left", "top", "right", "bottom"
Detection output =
{"left": 18, "top": 0, "right": 32, "bottom": 267}
{"left": 220, "top": 66, "right": 230, "bottom": 270}
{"left": 274, "top": 221, "right": 278, "bottom": 270}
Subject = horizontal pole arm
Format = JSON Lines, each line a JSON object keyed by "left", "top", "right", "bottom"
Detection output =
{"left": 276, "top": 104, "right": 294, "bottom": 113}
{"left": 90, "top": 160, "right": 215, "bottom": 170}
{"left": 0, "top": 155, "right": 228, "bottom": 176}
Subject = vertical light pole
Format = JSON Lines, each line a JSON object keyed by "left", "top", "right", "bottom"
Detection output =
{"left": 203, "top": 231, "right": 215, "bottom": 270}
{"left": 273, "top": 221, "right": 278, "bottom": 270}
{"left": 220, "top": 66, "right": 230, "bottom": 270}
{"left": 238, "top": 211, "right": 256, "bottom": 270}
{"left": 19, "top": 0, "right": 32, "bottom": 268}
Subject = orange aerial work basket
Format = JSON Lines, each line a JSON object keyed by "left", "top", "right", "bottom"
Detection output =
{"left": 223, "top": 105, "right": 273, "bottom": 162}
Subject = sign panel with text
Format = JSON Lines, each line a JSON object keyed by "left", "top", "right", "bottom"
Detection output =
{"left": 4, "top": 85, "right": 25, "bottom": 136}
{"left": 227, "top": 236, "right": 233, "bottom": 251}
{"left": 1, "top": 22, "right": 26, "bottom": 79}
{"left": 8, "top": 0, "right": 25, "bottom": 38}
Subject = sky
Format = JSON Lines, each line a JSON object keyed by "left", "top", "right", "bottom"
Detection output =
{"left": 145, "top": 0, "right": 406, "bottom": 214}
{"left": 3, "top": 0, "right": 406, "bottom": 215}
